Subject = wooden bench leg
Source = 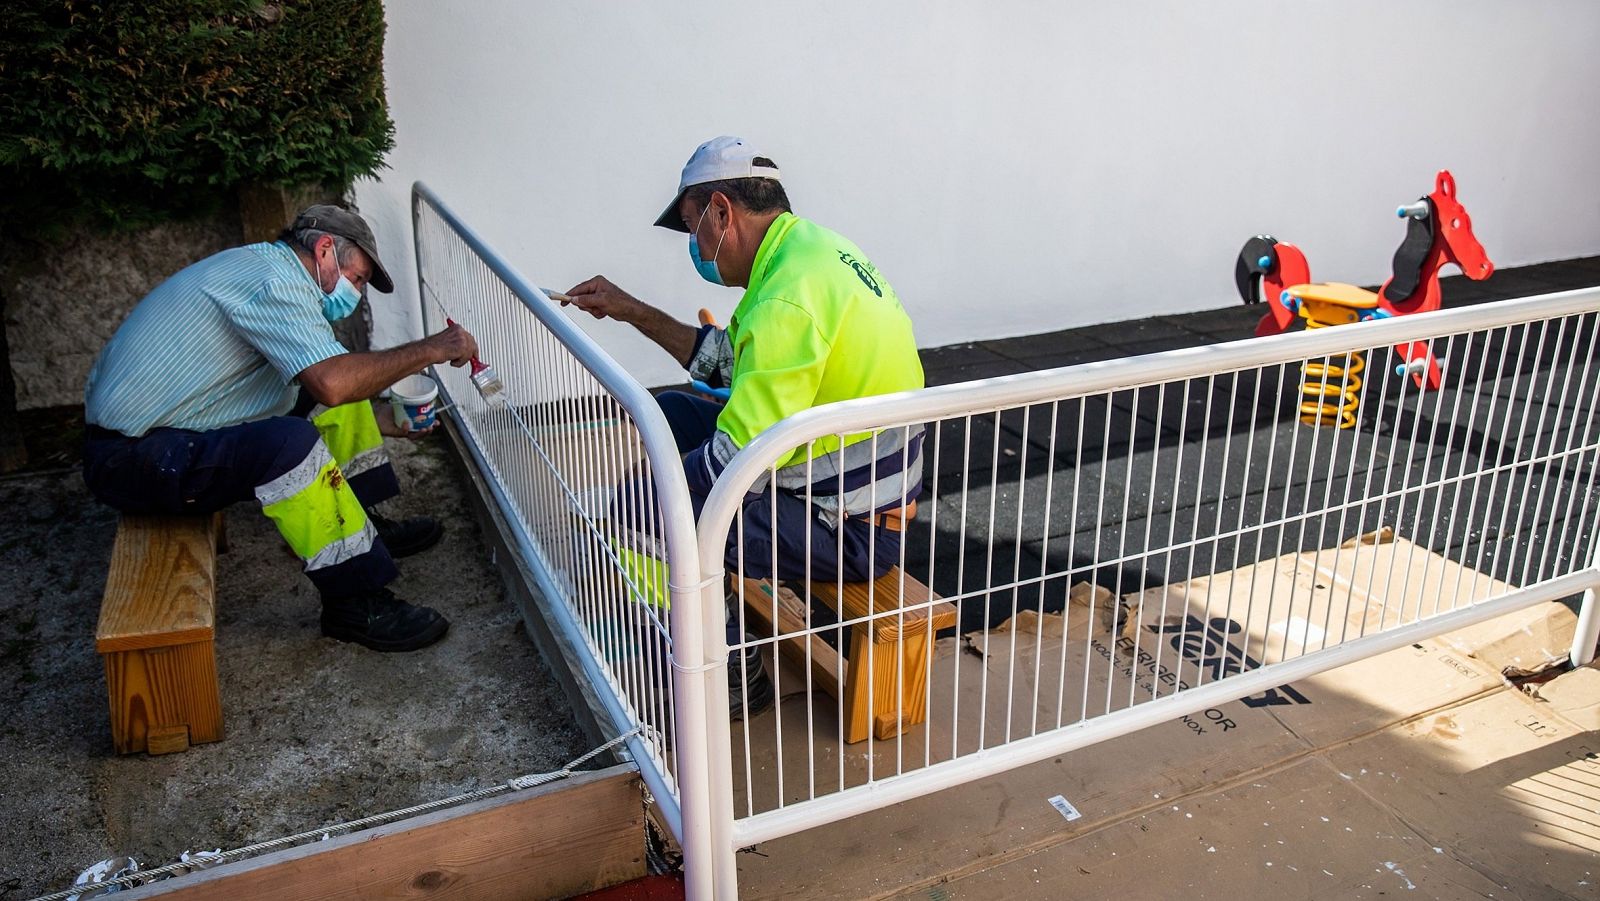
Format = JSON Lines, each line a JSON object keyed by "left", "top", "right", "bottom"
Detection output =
{"left": 842, "top": 624, "right": 876, "bottom": 744}
{"left": 842, "top": 621, "right": 936, "bottom": 744}
{"left": 815, "top": 568, "right": 954, "bottom": 744}
{"left": 104, "top": 640, "right": 222, "bottom": 755}
{"left": 98, "top": 513, "right": 224, "bottom": 755}
{"left": 893, "top": 628, "right": 934, "bottom": 736}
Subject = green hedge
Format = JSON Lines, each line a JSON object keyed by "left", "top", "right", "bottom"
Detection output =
{"left": 0, "top": 1, "right": 395, "bottom": 237}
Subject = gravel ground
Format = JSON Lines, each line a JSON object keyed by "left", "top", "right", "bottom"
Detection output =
{"left": 0, "top": 436, "right": 589, "bottom": 898}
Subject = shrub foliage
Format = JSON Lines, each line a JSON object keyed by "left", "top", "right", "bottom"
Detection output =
{"left": 0, "top": 1, "right": 395, "bottom": 236}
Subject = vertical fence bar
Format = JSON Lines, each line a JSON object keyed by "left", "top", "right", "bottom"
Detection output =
{"left": 1573, "top": 544, "right": 1600, "bottom": 668}
{"left": 696, "top": 540, "right": 739, "bottom": 900}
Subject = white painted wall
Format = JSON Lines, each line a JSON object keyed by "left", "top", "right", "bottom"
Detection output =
{"left": 356, "top": 1, "right": 1600, "bottom": 388}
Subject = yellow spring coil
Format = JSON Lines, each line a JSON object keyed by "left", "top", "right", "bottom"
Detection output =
{"left": 1298, "top": 302, "right": 1365, "bottom": 429}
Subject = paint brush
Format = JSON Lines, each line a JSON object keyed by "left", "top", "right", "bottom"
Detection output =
{"left": 453, "top": 319, "right": 507, "bottom": 406}
{"left": 426, "top": 294, "right": 507, "bottom": 407}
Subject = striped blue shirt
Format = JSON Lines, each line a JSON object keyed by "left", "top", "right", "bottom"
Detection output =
{"left": 85, "top": 241, "right": 349, "bottom": 437}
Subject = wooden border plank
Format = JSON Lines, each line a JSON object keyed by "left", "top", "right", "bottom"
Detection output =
{"left": 118, "top": 765, "right": 644, "bottom": 900}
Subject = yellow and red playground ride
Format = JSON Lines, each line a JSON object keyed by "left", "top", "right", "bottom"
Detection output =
{"left": 1236, "top": 170, "right": 1495, "bottom": 429}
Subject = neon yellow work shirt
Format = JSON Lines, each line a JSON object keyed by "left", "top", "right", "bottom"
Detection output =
{"left": 683, "top": 213, "right": 925, "bottom": 522}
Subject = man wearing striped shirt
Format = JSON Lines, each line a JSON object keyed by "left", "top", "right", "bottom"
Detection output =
{"left": 83, "top": 205, "right": 478, "bottom": 652}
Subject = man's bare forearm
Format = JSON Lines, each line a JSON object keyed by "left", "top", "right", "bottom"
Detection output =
{"left": 309, "top": 344, "right": 437, "bottom": 406}
{"left": 624, "top": 302, "right": 698, "bottom": 366}
{"left": 564, "top": 276, "right": 698, "bottom": 366}
{"left": 298, "top": 325, "right": 477, "bottom": 407}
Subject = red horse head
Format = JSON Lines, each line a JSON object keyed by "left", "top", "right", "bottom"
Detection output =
{"left": 1378, "top": 170, "right": 1494, "bottom": 316}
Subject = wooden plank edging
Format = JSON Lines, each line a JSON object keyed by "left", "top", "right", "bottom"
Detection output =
{"left": 114, "top": 764, "right": 645, "bottom": 900}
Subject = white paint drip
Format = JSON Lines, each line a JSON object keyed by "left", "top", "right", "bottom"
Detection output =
{"left": 1383, "top": 861, "right": 1417, "bottom": 890}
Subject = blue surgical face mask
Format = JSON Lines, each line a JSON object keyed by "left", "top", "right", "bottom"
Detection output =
{"left": 323, "top": 276, "right": 362, "bottom": 321}
{"left": 688, "top": 204, "right": 726, "bottom": 286}
{"left": 317, "top": 245, "right": 363, "bottom": 321}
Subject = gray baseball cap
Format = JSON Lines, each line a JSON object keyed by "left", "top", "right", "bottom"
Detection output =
{"left": 292, "top": 204, "right": 394, "bottom": 293}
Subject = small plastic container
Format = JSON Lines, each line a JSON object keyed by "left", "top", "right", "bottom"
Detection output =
{"left": 389, "top": 374, "right": 439, "bottom": 432}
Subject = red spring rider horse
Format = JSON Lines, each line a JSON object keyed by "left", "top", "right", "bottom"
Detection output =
{"left": 1235, "top": 170, "right": 1494, "bottom": 428}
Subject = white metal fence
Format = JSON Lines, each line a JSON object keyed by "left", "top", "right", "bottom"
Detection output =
{"left": 699, "top": 291, "right": 1600, "bottom": 868}
{"left": 412, "top": 184, "right": 1600, "bottom": 900}
{"left": 412, "top": 185, "right": 724, "bottom": 895}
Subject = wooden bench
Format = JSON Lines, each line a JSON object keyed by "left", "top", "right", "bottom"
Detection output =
{"left": 95, "top": 513, "right": 225, "bottom": 755}
{"left": 741, "top": 568, "right": 957, "bottom": 744}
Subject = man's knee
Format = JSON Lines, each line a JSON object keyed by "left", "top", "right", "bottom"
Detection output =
{"left": 308, "top": 403, "right": 390, "bottom": 490}
{"left": 232, "top": 417, "right": 329, "bottom": 484}
{"left": 267, "top": 416, "right": 324, "bottom": 458}
{"left": 656, "top": 391, "right": 698, "bottom": 417}
{"left": 657, "top": 391, "right": 723, "bottom": 453}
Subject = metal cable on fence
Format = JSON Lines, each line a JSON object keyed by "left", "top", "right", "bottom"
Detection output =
{"left": 35, "top": 728, "right": 641, "bottom": 901}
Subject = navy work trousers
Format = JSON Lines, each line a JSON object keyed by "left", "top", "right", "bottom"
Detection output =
{"left": 657, "top": 390, "right": 901, "bottom": 585}
{"left": 83, "top": 413, "right": 399, "bottom": 600}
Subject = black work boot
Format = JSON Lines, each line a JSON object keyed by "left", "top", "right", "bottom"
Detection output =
{"left": 321, "top": 588, "right": 449, "bottom": 651}
{"left": 728, "top": 645, "right": 775, "bottom": 720}
{"left": 367, "top": 511, "right": 443, "bottom": 558}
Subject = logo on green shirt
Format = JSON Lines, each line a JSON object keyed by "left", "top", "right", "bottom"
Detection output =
{"left": 837, "top": 251, "right": 882, "bottom": 298}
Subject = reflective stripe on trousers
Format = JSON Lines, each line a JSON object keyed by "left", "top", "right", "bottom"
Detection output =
{"left": 82, "top": 404, "right": 400, "bottom": 599}
{"left": 308, "top": 402, "right": 384, "bottom": 467}
{"left": 258, "top": 401, "right": 400, "bottom": 574}
{"left": 255, "top": 439, "right": 377, "bottom": 572}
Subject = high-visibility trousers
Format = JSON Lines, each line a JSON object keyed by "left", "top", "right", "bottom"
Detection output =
{"left": 84, "top": 402, "right": 400, "bottom": 599}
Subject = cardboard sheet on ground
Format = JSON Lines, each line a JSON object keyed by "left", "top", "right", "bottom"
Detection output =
{"left": 733, "top": 535, "right": 1586, "bottom": 899}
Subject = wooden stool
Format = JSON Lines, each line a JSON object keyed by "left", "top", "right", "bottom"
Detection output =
{"left": 742, "top": 568, "right": 957, "bottom": 743}
{"left": 95, "top": 513, "right": 225, "bottom": 755}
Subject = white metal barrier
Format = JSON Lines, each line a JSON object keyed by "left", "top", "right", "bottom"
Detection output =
{"left": 412, "top": 184, "right": 1600, "bottom": 900}
{"left": 412, "top": 184, "right": 722, "bottom": 897}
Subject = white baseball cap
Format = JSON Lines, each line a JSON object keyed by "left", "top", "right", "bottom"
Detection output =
{"left": 653, "top": 135, "right": 782, "bottom": 231}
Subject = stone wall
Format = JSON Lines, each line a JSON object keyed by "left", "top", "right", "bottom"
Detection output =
{"left": 1, "top": 211, "right": 243, "bottom": 410}
{"left": 0, "top": 186, "right": 368, "bottom": 411}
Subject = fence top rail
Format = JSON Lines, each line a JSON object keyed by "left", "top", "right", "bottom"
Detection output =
{"left": 698, "top": 285, "right": 1600, "bottom": 553}
{"left": 410, "top": 181, "right": 701, "bottom": 525}
{"left": 412, "top": 184, "right": 657, "bottom": 424}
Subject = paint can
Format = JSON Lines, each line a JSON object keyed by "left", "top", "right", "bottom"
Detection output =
{"left": 389, "top": 374, "right": 439, "bottom": 432}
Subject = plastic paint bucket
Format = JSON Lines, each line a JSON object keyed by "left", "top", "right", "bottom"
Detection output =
{"left": 389, "top": 374, "right": 439, "bottom": 432}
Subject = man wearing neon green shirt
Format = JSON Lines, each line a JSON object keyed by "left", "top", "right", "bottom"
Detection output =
{"left": 566, "top": 136, "right": 925, "bottom": 717}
